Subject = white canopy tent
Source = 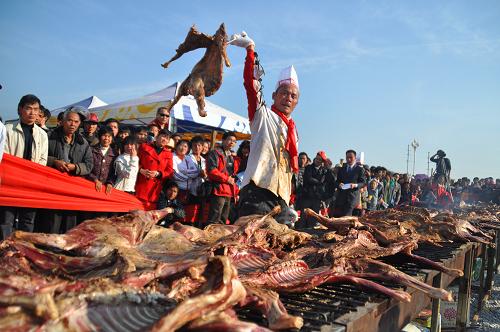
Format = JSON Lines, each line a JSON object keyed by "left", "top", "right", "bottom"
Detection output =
{"left": 48, "top": 96, "right": 108, "bottom": 126}
{"left": 89, "top": 82, "right": 250, "bottom": 138}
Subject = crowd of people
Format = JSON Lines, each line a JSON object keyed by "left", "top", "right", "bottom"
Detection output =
{"left": 0, "top": 94, "right": 238, "bottom": 238}
{"left": 1, "top": 31, "right": 498, "bottom": 240}
{"left": 1, "top": 93, "right": 498, "bottom": 241}
{"left": 294, "top": 150, "right": 500, "bottom": 226}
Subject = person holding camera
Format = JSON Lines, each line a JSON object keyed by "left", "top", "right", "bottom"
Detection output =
{"left": 205, "top": 131, "right": 238, "bottom": 225}
{"left": 430, "top": 150, "right": 451, "bottom": 188}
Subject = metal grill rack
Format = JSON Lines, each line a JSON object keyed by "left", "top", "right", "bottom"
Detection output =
{"left": 238, "top": 241, "right": 474, "bottom": 332}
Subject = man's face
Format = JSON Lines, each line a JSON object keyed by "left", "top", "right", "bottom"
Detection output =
{"left": 84, "top": 122, "right": 97, "bottom": 134}
{"left": 394, "top": 174, "right": 400, "bottom": 182}
{"left": 63, "top": 113, "right": 81, "bottom": 135}
{"left": 346, "top": 152, "right": 356, "bottom": 165}
{"left": 172, "top": 135, "right": 181, "bottom": 145}
{"left": 155, "top": 134, "right": 170, "bottom": 147}
{"left": 156, "top": 109, "right": 170, "bottom": 125}
{"left": 272, "top": 84, "right": 299, "bottom": 117}
{"left": 222, "top": 135, "right": 237, "bottom": 151}
{"left": 100, "top": 133, "right": 113, "bottom": 148}
{"left": 107, "top": 122, "right": 119, "bottom": 136}
{"left": 19, "top": 102, "right": 40, "bottom": 125}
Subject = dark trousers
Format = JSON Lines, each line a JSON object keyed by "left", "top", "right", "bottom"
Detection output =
{"left": 238, "top": 182, "right": 287, "bottom": 217}
{"left": 297, "top": 197, "right": 322, "bottom": 228}
{"left": 333, "top": 204, "right": 355, "bottom": 217}
{"left": 207, "top": 195, "right": 231, "bottom": 224}
{"left": 36, "top": 210, "right": 78, "bottom": 234}
{"left": 0, "top": 207, "right": 36, "bottom": 240}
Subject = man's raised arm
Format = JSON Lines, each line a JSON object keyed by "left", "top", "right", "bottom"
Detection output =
{"left": 229, "top": 32, "right": 262, "bottom": 122}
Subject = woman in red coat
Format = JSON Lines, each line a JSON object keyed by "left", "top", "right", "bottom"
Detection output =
{"left": 135, "top": 129, "right": 174, "bottom": 210}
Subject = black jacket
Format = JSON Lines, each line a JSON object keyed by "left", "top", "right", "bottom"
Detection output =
{"left": 302, "top": 164, "right": 335, "bottom": 200}
{"left": 334, "top": 164, "right": 366, "bottom": 210}
{"left": 157, "top": 197, "right": 185, "bottom": 227}
{"left": 87, "top": 146, "right": 117, "bottom": 185}
{"left": 431, "top": 155, "right": 451, "bottom": 182}
{"left": 47, "top": 127, "right": 94, "bottom": 176}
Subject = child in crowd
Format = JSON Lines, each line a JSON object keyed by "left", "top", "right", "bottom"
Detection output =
{"left": 118, "top": 128, "right": 131, "bottom": 141}
{"left": 365, "top": 179, "right": 380, "bottom": 211}
{"left": 148, "top": 123, "right": 160, "bottom": 142}
{"left": 135, "top": 127, "right": 148, "bottom": 144}
{"left": 157, "top": 181, "right": 185, "bottom": 227}
{"left": 114, "top": 136, "right": 139, "bottom": 194}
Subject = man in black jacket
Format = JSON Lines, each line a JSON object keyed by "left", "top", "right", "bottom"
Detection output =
{"left": 299, "top": 151, "right": 334, "bottom": 227}
{"left": 39, "top": 109, "right": 93, "bottom": 233}
{"left": 333, "top": 150, "right": 366, "bottom": 217}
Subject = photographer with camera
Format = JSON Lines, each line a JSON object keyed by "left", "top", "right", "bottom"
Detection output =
{"left": 430, "top": 149, "right": 451, "bottom": 189}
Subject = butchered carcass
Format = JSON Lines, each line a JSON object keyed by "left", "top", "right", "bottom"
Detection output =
{"left": 151, "top": 256, "right": 247, "bottom": 332}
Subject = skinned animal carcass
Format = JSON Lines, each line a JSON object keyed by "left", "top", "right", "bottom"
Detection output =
{"left": 161, "top": 23, "right": 230, "bottom": 117}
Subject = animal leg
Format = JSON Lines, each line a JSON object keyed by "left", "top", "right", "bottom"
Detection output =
{"left": 159, "top": 80, "right": 189, "bottom": 116}
{"left": 192, "top": 77, "right": 207, "bottom": 117}
{"left": 223, "top": 46, "right": 231, "bottom": 67}
{"left": 161, "top": 25, "right": 212, "bottom": 69}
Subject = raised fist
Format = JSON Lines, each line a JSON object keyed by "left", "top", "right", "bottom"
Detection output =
{"left": 228, "top": 31, "right": 255, "bottom": 49}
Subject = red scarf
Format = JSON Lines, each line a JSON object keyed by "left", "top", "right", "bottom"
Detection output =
{"left": 271, "top": 105, "right": 299, "bottom": 173}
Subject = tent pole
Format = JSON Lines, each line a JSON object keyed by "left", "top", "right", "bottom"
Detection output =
{"left": 211, "top": 130, "right": 218, "bottom": 149}
{"left": 170, "top": 111, "right": 177, "bottom": 133}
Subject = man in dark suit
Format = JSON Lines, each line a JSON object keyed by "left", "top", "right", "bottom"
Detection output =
{"left": 333, "top": 150, "right": 366, "bottom": 216}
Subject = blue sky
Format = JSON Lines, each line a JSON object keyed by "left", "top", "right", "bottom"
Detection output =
{"left": 1, "top": 1, "right": 499, "bottom": 179}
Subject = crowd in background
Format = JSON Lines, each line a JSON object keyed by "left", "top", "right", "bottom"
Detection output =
{"left": 0, "top": 94, "right": 499, "bottom": 239}
{"left": 294, "top": 151, "right": 500, "bottom": 227}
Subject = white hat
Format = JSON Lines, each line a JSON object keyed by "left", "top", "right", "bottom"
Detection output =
{"left": 275, "top": 65, "right": 299, "bottom": 91}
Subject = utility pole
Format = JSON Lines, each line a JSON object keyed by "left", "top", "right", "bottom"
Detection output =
{"left": 406, "top": 144, "right": 410, "bottom": 175}
{"left": 410, "top": 139, "right": 419, "bottom": 176}
{"left": 427, "top": 151, "right": 430, "bottom": 176}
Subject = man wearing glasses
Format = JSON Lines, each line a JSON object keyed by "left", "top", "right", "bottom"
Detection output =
{"left": 150, "top": 107, "right": 171, "bottom": 130}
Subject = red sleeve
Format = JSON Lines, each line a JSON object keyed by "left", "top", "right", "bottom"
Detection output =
{"left": 207, "top": 151, "right": 230, "bottom": 183}
{"left": 244, "top": 48, "right": 258, "bottom": 122}
{"left": 233, "top": 156, "right": 240, "bottom": 175}
{"left": 138, "top": 144, "right": 148, "bottom": 168}
{"left": 162, "top": 151, "right": 174, "bottom": 180}
{"left": 208, "top": 169, "right": 229, "bottom": 184}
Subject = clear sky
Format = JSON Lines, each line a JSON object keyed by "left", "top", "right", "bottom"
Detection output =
{"left": 1, "top": 1, "right": 499, "bottom": 179}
